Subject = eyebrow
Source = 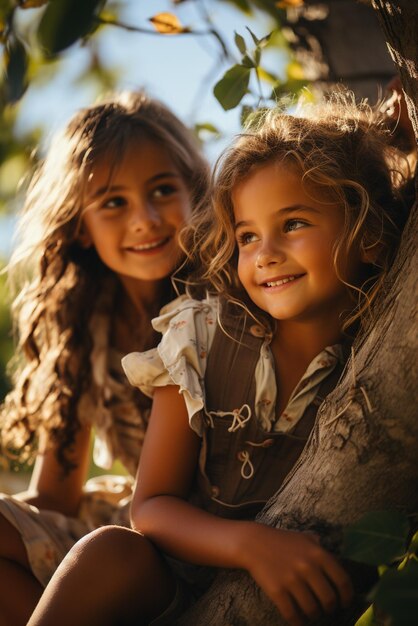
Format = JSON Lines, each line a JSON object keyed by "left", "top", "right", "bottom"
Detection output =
{"left": 86, "top": 171, "right": 181, "bottom": 201}
{"left": 234, "top": 204, "right": 321, "bottom": 231}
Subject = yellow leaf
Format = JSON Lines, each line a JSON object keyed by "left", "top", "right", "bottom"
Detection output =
{"left": 149, "top": 12, "right": 188, "bottom": 35}
{"left": 287, "top": 60, "right": 305, "bottom": 80}
{"left": 257, "top": 67, "right": 278, "bottom": 85}
{"left": 276, "top": 0, "right": 304, "bottom": 8}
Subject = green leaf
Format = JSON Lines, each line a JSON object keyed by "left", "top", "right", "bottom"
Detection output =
{"left": 241, "top": 54, "right": 255, "bottom": 69}
{"left": 354, "top": 604, "right": 376, "bottom": 626}
{"left": 0, "top": 0, "right": 13, "bottom": 17}
{"left": 194, "top": 123, "right": 221, "bottom": 140}
{"left": 408, "top": 530, "right": 418, "bottom": 554}
{"left": 37, "top": 0, "right": 104, "bottom": 56}
{"left": 0, "top": 0, "right": 13, "bottom": 38}
{"left": 234, "top": 31, "right": 246, "bottom": 55}
{"left": 213, "top": 64, "right": 250, "bottom": 111}
{"left": 245, "top": 26, "right": 259, "bottom": 46}
{"left": 373, "top": 560, "right": 418, "bottom": 625}
{"left": 254, "top": 47, "right": 261, "bottom": 66}
{"left": 271, "top": 79, "right": 310, "bottom": 102}
{"left": 258, "top": 31, "right": 273, "bottom": 49}
{"left": 342, "top": 510, "right": 410, "bottom": 566}
{"left": 2, "top": 36, "right": 28, "bottom": 103}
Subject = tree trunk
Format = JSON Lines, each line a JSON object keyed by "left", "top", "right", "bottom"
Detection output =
{"left": 282, "top": 0, "right": 396, "bottom": 101}
{"left": 178, "top": 2, "right": 418, "bottom": 624}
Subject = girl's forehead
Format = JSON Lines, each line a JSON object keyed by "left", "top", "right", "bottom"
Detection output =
{"left": 232, "top": 160, "right": 298, "bottom": 199}
{"left": 88, "top": 138, "right": 177, "bottom": 180}
{"left": 231, "top": 159, "right": 343, "bottom": 222}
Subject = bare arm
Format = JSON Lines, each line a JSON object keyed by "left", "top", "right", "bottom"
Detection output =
{"left": 132, "top": 385, "right": 353, "bottom": 626}
{"left": 17, "top": 423, "right": 92, "bottom": 517}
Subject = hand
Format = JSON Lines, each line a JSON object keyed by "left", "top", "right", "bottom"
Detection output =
{"left": 240, "top": 523, "right": 353, "bottom": 626}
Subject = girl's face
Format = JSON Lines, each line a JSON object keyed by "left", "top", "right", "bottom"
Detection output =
{"left": 233, "top": 161, "right": 364, "bottom": 325}
{"left": 80, "top": 138, "right": 191, "bottom": 293}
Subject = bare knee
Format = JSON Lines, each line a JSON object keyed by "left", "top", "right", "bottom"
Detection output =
{"left": 66, "top": 526, "right": 155, "bottom": 579}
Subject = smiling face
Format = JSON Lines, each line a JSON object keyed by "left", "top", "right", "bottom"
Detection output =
{"left": 233, "top": 161, "right": 363, "bottom": 327}
{"left": 80, "top": 137, "right": 191, "bottom": 295}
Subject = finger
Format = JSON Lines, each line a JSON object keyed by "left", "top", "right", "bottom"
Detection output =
{"left": 289, "top": 581, "right": 322, "bottom": 621}
{"left": 273, "top": 591, "right": 305, "bottom": 626}
{"left": 320, "top": 556, "right": 353, "bottom": 608}
{"left": 304, "top": 571, "right": 339, "bottom": 615}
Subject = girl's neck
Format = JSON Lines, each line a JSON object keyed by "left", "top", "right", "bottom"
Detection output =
{"left": 119, "top": 277, "right": 164, "bottom": 317}
{"left": 270, "top": 317, "right": 345, "bottom": 416}
{"left": 271, "top": 315, "right": 344, "bottom": 370}
{"left": 111, "top": 278, "right": 168, "bottom": 354}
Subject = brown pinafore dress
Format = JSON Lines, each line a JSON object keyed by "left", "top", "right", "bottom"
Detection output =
{"left": 189, "top": 304, "right": 346, "bottom": 521}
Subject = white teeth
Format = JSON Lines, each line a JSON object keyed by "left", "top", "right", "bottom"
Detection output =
{"left": 266, "top": 276, "right": 296, "bottom": 287}
{"left": 132, "top": 238, "right": 167, "bottom": 251}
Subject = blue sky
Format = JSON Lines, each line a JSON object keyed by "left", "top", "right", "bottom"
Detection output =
{"left": 1, "top": 1, "right": 288, "bottom": 258}
{"left": 16, "top": 1, "right": 282, "bottom": 156}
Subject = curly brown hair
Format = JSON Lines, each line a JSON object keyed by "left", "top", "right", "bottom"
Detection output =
{"left": 2, "top": 91, "right": 209, "bottom": 472}
{"left": 181, "top": 91, "right": 413, "bottom": 331}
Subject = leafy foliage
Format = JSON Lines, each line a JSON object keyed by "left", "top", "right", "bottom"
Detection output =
{"left": 214, "top": 64, "right": 251, "bottom": 110}
{"left": 343, "top": 511, "right": 418, "bottom": 625}
{"left": 214, "top": 27, "right": 274, "bottom": 110}
{"left": 0, "top": 0, "right": 305, "bottom": 215}
{"left": 37, "top": 0, "right": 105, "bottom": 56}
{"left": 343, "top": 510, "right": 410, "bottom": 566}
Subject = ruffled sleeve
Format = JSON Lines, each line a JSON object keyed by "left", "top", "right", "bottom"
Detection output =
{"left": 122, "top": 295, "right": 219, "bottom": 436}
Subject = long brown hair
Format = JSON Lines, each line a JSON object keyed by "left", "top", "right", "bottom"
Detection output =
{"left": 2, "top": 91, "right": 209, "bottom": 471}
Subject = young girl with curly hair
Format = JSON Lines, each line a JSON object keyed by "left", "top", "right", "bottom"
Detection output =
{"left": 28, "top": 92, "right": 413, "bottom": 626}
{"left": 0, "top": 90, "right": 208, "bottom": 625}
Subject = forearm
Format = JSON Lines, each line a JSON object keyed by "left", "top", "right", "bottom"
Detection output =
{"left": 23, "top": 424, "right": 92, "bottom": 516}
{"left": 132, "top": 495, "right": 255, "bottom": 571}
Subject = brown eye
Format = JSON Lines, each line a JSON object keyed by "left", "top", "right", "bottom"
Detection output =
{"left": 151, "top": 184, "right": 177, "bottom": 199}
{"left": 284, "top": 219, "right": 307, "bottom": 232}
{"left": 237, "top": 232, "right": 258, "bottom": 246}
{"left": 102, "top": 196, "right": 126, "bottom": 209}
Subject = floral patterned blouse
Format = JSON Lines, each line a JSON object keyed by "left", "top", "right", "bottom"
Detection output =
{"left": 122, "top": 294, "right": 345, "bottom": 436}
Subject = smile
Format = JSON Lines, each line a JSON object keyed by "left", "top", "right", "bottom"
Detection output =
{"left": 263, "top": 274, "right": 304, "bottom": 288}
{"left": 127, "top": 237, "right": 171, "bottom": 252}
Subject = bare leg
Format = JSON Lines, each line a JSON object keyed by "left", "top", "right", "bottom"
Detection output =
{"left": 0, "top": 514, "right": 43, "bottom": 626}
{"left": 28, "top": 526, "right": 177, "bottom": 626}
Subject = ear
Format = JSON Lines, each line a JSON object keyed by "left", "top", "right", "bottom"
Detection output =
{"left": 77, "top": 224, "right": 93, "bottom": 249}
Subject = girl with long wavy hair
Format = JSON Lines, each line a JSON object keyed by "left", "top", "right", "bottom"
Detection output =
{"left": 0, "top": 90, "right": 208, "bottom": 625}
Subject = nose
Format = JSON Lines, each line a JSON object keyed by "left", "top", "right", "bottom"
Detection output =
{"left": 256, "top": 240, "right": 285, "bottom": 269}
{"left": 129, "top": 200, "right": 162, "bottom": 231}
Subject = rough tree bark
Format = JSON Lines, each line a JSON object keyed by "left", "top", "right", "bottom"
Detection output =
{"left": 179, "top": 1, "right": 418, "bottom": 624}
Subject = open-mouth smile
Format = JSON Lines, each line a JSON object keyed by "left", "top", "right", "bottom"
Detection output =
{"left": 126, "top": 236, "right": 171, "bottom": 253}
{"left": 261, "top": 273, "right": 305, "bottom": 290}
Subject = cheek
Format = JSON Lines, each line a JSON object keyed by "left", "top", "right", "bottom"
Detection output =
{"left": 300, "top": 233, "right": 336, "bottom": 270}
{"left": 170, "top": 202, "right": 192, "bottom": 231}
{"left": 237, "top": 252, "right": 251, "bottom": 286}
